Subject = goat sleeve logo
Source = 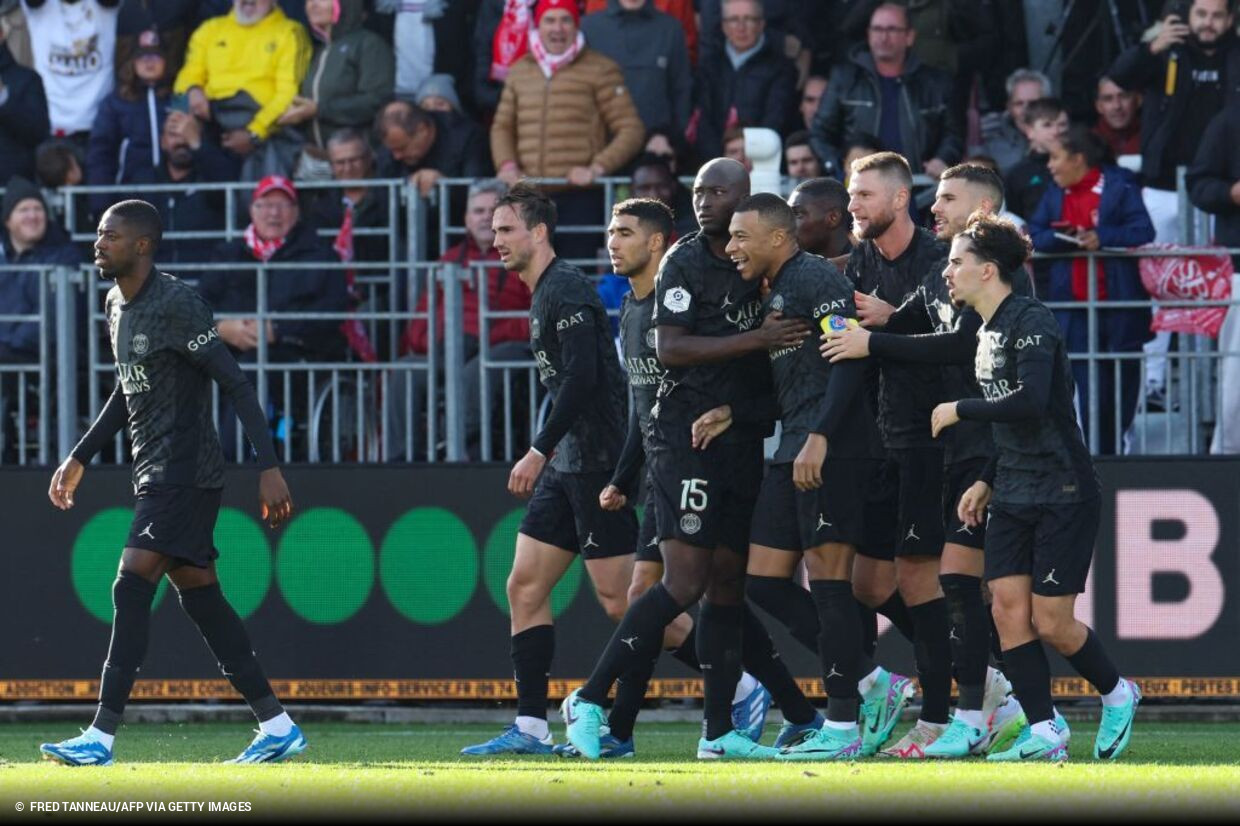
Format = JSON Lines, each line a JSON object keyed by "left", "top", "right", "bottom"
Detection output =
{"left": 131, "top": 333, "right": 149, "bottom": 356}
{"left": 186, "top": 328, "right": 219, "bottom": 352}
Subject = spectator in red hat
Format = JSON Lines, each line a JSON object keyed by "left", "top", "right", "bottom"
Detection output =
{"left": 86, "top": 29, "right": 172, "bottom": 214}
{"left": 199, "top": 174, "right": 348, "bottom": 364}
{"left": 490, "top": 0, "right": 644, "bottom": 186}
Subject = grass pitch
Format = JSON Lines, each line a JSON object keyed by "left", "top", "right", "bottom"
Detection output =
{"left": 1, "top": 721, "right": 1238, "bottom": 820}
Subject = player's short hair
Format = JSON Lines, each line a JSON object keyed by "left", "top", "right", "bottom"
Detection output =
{"left": 735, "top": 192, "right": 796, "bottom": 236}
{"left": 612, "top": 197, "right": 674, "bottom": 246}
{"left": 496, "top": 181, "right": 557, "bottom": 239}
{"left": 106, "top": 200, "right": 163, "bottom": 251}
{"left": 791, "top": 177, "right": 849, "bottom": 212}
{"left": 374, "top": 99, "right": 433, "bottom": 136}
{"left": 35, "top": 140, "right": 79, "bottom": 188}
{"left": 940, "top": 163, "right": 1005, "bottom": 209}
{"left": 959, "top": 211, "right": 1030, "bottom": 283}
{"left": 1057, "top": 123, "right": 1114, "bottom": 169}
{"left": 1022, "top": 97, "right": 1066, "bottom": 126}
{"left": 850, "top": 151, "right": 913, "bottom": 191}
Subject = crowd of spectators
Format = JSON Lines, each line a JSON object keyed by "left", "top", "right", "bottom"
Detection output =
{"left": 0, "top": 0, "right": 1237, "bottom": 460}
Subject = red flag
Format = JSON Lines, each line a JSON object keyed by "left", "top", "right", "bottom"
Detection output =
{"left": 333, "top": 201, "right": 378, "bottom": 362}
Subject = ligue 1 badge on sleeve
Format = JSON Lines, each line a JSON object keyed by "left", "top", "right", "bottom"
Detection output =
{"left": 663, "top": 287, "right": 691, "bottom": 313}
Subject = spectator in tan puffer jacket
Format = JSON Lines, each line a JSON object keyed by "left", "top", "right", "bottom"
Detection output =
{"left": 490, "top": 0, "right": 644, "bottom": 189}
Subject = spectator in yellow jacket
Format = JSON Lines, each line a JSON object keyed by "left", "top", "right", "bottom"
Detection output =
{"left": 174, "top": 0, "right": 310, "bottom": 179}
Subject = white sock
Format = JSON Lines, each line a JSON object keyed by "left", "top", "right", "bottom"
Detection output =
{"left": 515, "top": 715, "right": 549, "bottom": 741}
{"left": 84, "top": 726, "right": 114, "bottom": 750}
{"left": 955, "top": 708, "right": 986, "bottom": 730}
{"left": 857, "top": 666, "right": 882, "bottom": 698}
{"left": 1101, "top": 678, "right": 1132, "bottom": 708}
{"left": 822, "top": 718, "right": 856, "bottom": 732}
{"left": 731, "top": 671, "right": 758, "bottom": 705}
{"left": 1031, "top": 718, "right": 1061, "bottom": 743}
{"left": 258, "top": 712, "right": 294, "bottom": 737}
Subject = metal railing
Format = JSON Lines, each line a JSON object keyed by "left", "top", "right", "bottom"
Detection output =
{"left": 1, "top": 175, "right": 1236, "bottom": 465}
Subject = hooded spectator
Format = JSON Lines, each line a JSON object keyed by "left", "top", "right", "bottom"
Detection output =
{"left": 278, "top": 0, "right": 394, "bottom": 181}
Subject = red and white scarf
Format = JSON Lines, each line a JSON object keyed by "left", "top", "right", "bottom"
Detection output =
{"left": 244, "top": 223, "right": 286, "bottom": 263}
{"left": 490, "top": 0, "right": 534, "bottom": 82}
{"left": 527, "top": 27, "right": 584, "bottom": 78}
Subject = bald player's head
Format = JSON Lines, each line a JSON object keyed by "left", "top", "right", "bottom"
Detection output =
{"left": 693, "top": 158, "right": 751, "bottom": 237}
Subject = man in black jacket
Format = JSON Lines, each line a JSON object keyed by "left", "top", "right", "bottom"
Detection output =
{"left": 129, "top": 111, "right": 234, "bottom": 265}
{"left": 0, "top": 30, "right": 49, "bottom": 185}
{"left": 693, "top": 0, "right": 798, "bottom": 159}
{"left": 1108, "top": 0, "right": 1239, "bottom": 200}
{"left": 375, "top": 99, "right": 493, "bottom": 197}
{"left": 810, "top": 2, "right": 960, "bottom": 178}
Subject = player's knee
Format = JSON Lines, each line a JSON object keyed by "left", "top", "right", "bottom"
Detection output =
{"left": 626, "top": 580, "right": 650, "bottom": 606}
{"left": 1030, "top": 605, "right": 1075, "bottom": 648}
{"left": 505, "top": 574, "right": 548, "bottom": 616}
{"left": 851, "top": 578, "right": 888, "bottom": 608}
{"left": 598, "top": 592, "right": 628, "bottom": 623}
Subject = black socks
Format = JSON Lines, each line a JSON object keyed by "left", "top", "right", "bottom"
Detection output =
{"left": 698, "top": 602, "right": 744, "bottom": 741}
{"left": 1003, "top": 639, "right": 1055, "bottom": 725}
{"left": 580, "top": 584, "right": 682, "bottom": 706}
{"left": 92, "top": 571, "right": 158, "bottom": 735}
{"left": 810, "top": 580, "right": 863, "bottom": 723}
{"left": 1065, "top": 627, "right": 1121, "bottom": 696}
{"left": 739, "top": 604, "right": 818, "bottom": 726}
{"left": 909, "top": 598, "right": 953, "bottom": 725}
{"left": 510, "top": 624, "right": 555, "bottom": 720}
{"left": 745, "top": 575, "right": 821, "bottom": 654}
{"left": 939, "top": 574, "right": 990, "bottom": 710}
{"left": 875, "top": 591, "right": 916, "bottom": 642}
{"left": 179, "top": 583, "right": 283, "bottom": 722}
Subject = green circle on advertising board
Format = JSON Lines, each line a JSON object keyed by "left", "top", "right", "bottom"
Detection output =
{"left": 71, "top": 508, "right": 168, "bottom": 623}
{"left": 276, "top": 508, "right": 374, "bottom": 624}
{"left": 213, "top": 508, "right": 272, "bottom": 619}
{"left": 379, "top": 507, "right": 479, "bottom": 624}
{"left": 481, "top": 508, "right": 582, "bottom": 618}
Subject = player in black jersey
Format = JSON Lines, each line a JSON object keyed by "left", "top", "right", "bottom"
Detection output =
{"left": 461, "top": 184, "right": 639, "bottom": 757}
{"left": 563, "top": 159, "right": 820, "bottom": 761}
{"left": 930, "top": 213, "right": 1139, "bottom": 762}
{"left": 718, "top": 193, "right": 897, "bottom": 760}
{"left": 40, "top": 201, "right": 303, "bottom": 767}
{"left": 823, "top": 164, "right": 1029, "bottom": 756}
{"left": 556, "top": 198, "right": 768, "bottom": 758}
{"left": 813, "top": 152, "right": 954, "bottom": 757}
{"left": 788, "top": 177, "right": 854, "bottom": 266}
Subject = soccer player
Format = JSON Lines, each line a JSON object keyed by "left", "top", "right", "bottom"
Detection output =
{"left": 41, "top": 200, "right": 303, "bottom": 766}
{"left": 930, "top": 212, "right": 1140, "bottom": 761}
{"left": 828, "top": 152, "right": 956, "bottom": 758}
{"left": 788, "top": 177, "right": 854, "bottom": 266}
{"left": 461, "top": 184, "right": 639, "bottom": 756}
{"left": 556, "top": 198, "right": 770, "bottom": 758}
{"left": 822, "top": 163, "right": 1031, "bottom": 756}
{"left": 562, "top": 158, "right": 819, "bottom": 761}
{"left": 720, "top": 193, "right": 880, "bottom": 760}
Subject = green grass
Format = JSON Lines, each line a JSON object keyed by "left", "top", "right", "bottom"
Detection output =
{"left": 1, "top": 722, "right": 1238, "bottom": 818}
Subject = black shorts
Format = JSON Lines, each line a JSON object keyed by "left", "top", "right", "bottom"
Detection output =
{"left": 126, "top": 485, "right": 222, "bottom": 568}
{"left": 857, "top": 457, "right": 899, "bottom": 560}
{"left": 649, "top": 440, "right": 763, "bottom": 554}
{"left": 518, "top": 467, "right": 636, "bottom": 559}
{"left": 984, "top": 498, "right": 1100, "bottom": 596}
{"left": 892, "top": 446, "right": 946, "bottom": 557}
{"left": 635, "top": 477, "right": 662, "bottom": 564}
{"left": 943, "top": 458, "right": 989, "bottom": 551}
{"left": 749, "top": 460, "right": 876, "bottom": 552}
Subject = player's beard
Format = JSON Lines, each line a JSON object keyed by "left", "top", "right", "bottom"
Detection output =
{"left": 858, "top": 208, "right": 895, "bottom": 240}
